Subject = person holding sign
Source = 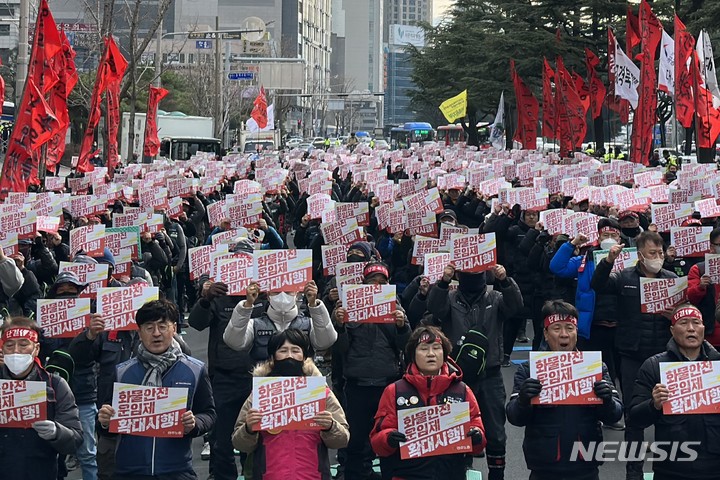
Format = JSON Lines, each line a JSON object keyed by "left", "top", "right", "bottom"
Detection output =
{"left": 232, "top": 329, "right": 349, "bottom": 479}
{"left": 223, "top": 280, "right": 337, "bottom": 363}
{"left": 370, "top": 326, "right": 486, "bottom": 479}
{"left": 591, "top": 230, "right": 678, "bottom": 480}
{"left": 506, "top": 302, "right": 623, "bottom": 480}
{"left": 332, "top": 262, "right": 410, "bottom": 480}
{"left": 426, "top": 262, "right": 521, "bottom": 480}
{"left": 628, "top": 304, "right": 720, "bottom": 480}
{"left": 686, "top": 226, "right": 720, "bottom": 348}
{"left": 97, "top": 299, "right": 216, "bottom": 480}
{"left": 0, "top": 317, "right": 83, "bottom": 479}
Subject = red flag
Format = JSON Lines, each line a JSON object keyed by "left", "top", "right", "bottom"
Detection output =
{"left": 0, "top": 79, "right": 59, "bottom": 193}
{"left": 77, "top": 37, "right": 127, "bottom": 173}
{"left": 572, "top": 72, "right": 591, "bottom": 115}
{"left": 0, "top": 57, "right": 5, "bottom": 109}
{"left": 691, "top": 51, "right": 720, "bottom": 148}
{"left": 542, "top": 58, "right": 556, "bottom": 139}
{"left": 675, "top": 15, "right": 696, "bottom": 129}
{"left": 510, "top": 60, "right": 539, "bottom": 150}
{"left": 104, "top": 40, "right": 128, "bottom": 171}
{"left": 585, "top": 48, "right": 607, "bottom": 119}
{"left": 251, "top": 86, "right": 268, "bottom": 129}
{"left": 143, "top": 86, "right": 169, "bottom": 157}
{"left": 45, "top": 32, "right": 76, "bottom": 173}
{"left": 555, "top": 57, "right": 587, "bottom": 157}
{"left": 630, "top": 1, "right": 663, "bottom": 165}
{"left": 626, "top": 6, "right": 641, "bottom": 58}
{"left": 28, "top": 0, "right": 62, "bottom": 95}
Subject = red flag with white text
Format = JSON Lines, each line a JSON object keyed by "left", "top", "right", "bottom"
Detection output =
{"left": 143, "top": 86, "right": 169, "bottom": 157}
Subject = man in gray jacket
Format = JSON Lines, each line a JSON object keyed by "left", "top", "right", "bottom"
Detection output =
{"left": 427, "top": 263, "right": 522, "bottom": 480}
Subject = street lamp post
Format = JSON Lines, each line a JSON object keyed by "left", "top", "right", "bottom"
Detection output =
{"left": 16, "top": 0, "right": 29, "bottom": 103}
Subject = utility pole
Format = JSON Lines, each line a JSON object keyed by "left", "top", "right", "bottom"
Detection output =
{"left": 16, "top": 0, "right": 29, "bottom": 104}
{"left": 155, "top": 13, "right": 163, "bottom": 88}
{"left": 214, "top": 16, "right": 222, "bottom": 140}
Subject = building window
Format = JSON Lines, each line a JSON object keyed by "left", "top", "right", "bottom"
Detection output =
{"left": 179, "top": 53, "right": 185, "bottom": 63}
{"left": 0, "top": 6, "right": 14, "bottom": 17}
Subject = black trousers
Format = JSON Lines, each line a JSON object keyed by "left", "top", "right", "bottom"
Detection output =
{"left": 529, "top": 469, "right": 598, "bottom": 480}
{"left": 577, "top": 324, "right": 620, "bottom": 383}
{"left": 343, "top": 383, "right": 386, "bottom": 480}
{"left": 620, "top": 355, "right": 645, "bottom": 476}
{"left": 474, "top": 369, "right": 507, "bottom": 480}
{"left": 209, "top": 373, "right": 252, "bottom": 480}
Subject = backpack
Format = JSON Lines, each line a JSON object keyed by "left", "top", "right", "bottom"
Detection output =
{"left": 451, "top": 292, "right": 490, "bottom": 385}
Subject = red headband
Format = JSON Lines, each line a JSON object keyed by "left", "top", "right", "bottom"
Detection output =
{"left": 544, "top": 314, "right": 578, "bottom": 328}
{"left": 364, "top": 264, "right": 389, "bottom": 279}
{"left": 419, "top": 332, "right": 442, "bottom": 344}
{"left": 2, "top": 327, "right": 39, "bottom": 343}
{"left": 599, "top": 226, "right": 620, "bottom": 235}
{"left": 671, "top": 307, "right": 703, "bottom": 325}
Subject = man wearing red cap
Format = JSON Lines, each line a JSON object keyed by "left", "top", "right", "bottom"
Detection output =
{"left": 628, "top": 304, "right": 720, "bottom": 480}
{"left": 507, "top": 301, "right": 623, "bottom": 480}
{"left": 0, "top": 317, "right": 83, "bottom": 479}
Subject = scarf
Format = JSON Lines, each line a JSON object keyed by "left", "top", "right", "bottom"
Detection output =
{"left": 136, "top": 338, "right": 183, "bottom": 387}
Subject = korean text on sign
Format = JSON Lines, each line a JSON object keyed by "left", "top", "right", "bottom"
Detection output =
{"left": 252, "top": 376, "right": 327, "bottom": 431}
{"left": 0, "top": 380, "right": 47, "bottom": 428}
{"left": 529, "top": 351, "right": 603, "bottom": 405}
{"left": 398, "top": 402, "right": 472, "bottom": 459}
{"left": 110, "top": 383, "right": 188, "bottom": 437}
{"left": 660, "top": 361, "right": 720, "bottom": 415}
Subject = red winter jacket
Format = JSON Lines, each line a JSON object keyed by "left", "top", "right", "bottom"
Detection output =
{"left": 370, "top": 361, "right": 486, "bottom": 480}
{"left": 687, "top": 264, "right": 720, "bottom": 347}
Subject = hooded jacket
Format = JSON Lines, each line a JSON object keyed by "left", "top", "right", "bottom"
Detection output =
{"left": 232, "top": 357, "right": 350, "bottom": 480}
{"left": 506, "top": 360, "right": 622, "bottom": 476}
{"left": 0, "top": 362, "right": 83, "bottom": 480}
{"left": 628, "top": 339, "right": 720, "bottom": 479}
{"left": 370, "top": 361, "right": 486, "bottom": 480}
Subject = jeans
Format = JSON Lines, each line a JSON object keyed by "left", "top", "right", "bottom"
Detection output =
{"left": 343, "top": 383, "right": 386, "bottom": 480}
{"left": 209, "top": 373, "right": 251, "bottom": 480}
{"left": 474, "top": 369, "right": 507, "bottom": 480}
{"left": 77, "top": 403, "right": 98, "bottom": 480}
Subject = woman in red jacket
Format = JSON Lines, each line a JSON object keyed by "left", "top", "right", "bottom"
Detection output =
{"left": 370, "top": 326, "right": 486, "bottom": 480}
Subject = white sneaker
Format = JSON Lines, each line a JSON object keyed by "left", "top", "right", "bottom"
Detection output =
{"left": 201, "top": 441, "right": 211, "bottom": 460}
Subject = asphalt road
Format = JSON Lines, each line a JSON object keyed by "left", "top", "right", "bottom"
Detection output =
{"left": 67, "top": 321, "right": 658, "bottom": 480}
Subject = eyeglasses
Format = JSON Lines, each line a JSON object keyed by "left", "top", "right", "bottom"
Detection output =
{"left": 140, "top": 322, "right": 172, "bottom": 334}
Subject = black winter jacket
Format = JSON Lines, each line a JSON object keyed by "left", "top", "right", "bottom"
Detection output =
{"left": 628, "top": 339, "right": 720, "bottom": 479}
{"left": 506, "top": 361, "right": 622, "bottom": 476}
{"left": 591, "top": 259, "right": 677, "bottom": 360}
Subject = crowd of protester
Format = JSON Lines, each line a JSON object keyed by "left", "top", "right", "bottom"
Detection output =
{"left": 1, "top": 143, "right": 718, "bottom": 480}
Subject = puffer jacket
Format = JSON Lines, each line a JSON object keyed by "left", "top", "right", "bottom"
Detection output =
{"left": 232, "top": 358, "right": 350, "bottom": 480}
{"left": 504, "top": 219, "right": 539, "bottom": 296}
{"left": 550, "top": 242, "right": 619, "bottom": 339}
{"left": 426, "top": 276, "right": 522, "bottom": 368}
{"left": 591, "top": 258, "right": 677, "bottom": 360}
{"left": 628, "top": 339, "right": 720, "bottom": 479}
{"left": 0, "top": 363, "right": 83, "bottom": 480}
{"left": 371, "top": 361, "right": 486, "bottom": 480}
{"left": 112, "top": 354, "right": 216, "bottom": 478}
{"left": 506, "top": 360, "right": 622, "bottom": 476}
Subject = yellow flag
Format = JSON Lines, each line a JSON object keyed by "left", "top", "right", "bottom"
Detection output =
{"left": 439, "top": 90, "right": 468, "bottom": 123}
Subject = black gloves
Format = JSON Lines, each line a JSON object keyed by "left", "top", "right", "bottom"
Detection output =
{"left": 387, "top": 430, "right": 407, "bottom": 449}
{"left": 206, "top": 282, "right": 229, "bottom": 300}
{"left": 519, "top": 378, "right": 542, "bottom": 405}
{"left": 594, "top": 380, "right": 614, "bottom": 402}
{"left": 467, "top": 428, "right": 483, "bottom": 445}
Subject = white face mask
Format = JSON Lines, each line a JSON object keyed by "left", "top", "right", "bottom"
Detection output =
{"left": 269, "top": 292, "right": 297, "bottom": 313}
{"left": 642, "top": 257, "right": 664, "bottom": 274}
{"left": 4, "top": 353, "right": 34, "bottom": 376}
{"left": 600, "top": 238, "right": 618, "bottom": 250}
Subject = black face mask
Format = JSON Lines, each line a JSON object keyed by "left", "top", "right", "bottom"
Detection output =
{"left": 456, "top": 271, "right": 487, "bottom": 294}
{"left": 347, "top": 254, "right": 367, "bottom": 263}
{"left": 622, "top": 227, "right": 641, "bottom": 239}
{"left": 270, "top": 357, "right": 305, "bottom": 377}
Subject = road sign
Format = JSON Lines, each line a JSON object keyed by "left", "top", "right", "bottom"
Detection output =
{"left": 188, "top": 32, "right": 217, "bottom": 40}
{"left": 195, "top": 40, "right": 213, "bottom": 49}
{"left": 227, "top": 72, "right": 254, "bottom": 81}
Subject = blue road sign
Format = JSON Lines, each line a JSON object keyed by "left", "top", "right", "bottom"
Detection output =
{"left": 227, "top": 72, "right": 254, "bottom": 80}
{"left": 195, "top": 40, "right": 213, "bottom": 49}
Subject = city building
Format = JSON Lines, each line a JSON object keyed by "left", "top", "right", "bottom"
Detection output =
{"left": 330, "top": 0, "right": 384, "bottom": 132}
{"left": 383, "top": 0, "right": 432, "bottom": 126}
